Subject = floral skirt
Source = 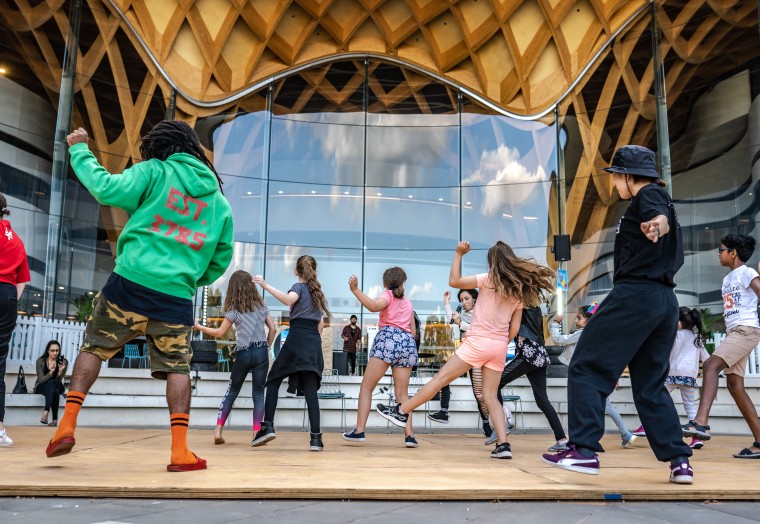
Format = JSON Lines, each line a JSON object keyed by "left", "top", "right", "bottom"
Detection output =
{"left": 665, "top": 375, "right": 697, "bottom": 388}
{"left": 369, "top": 326, "right": 417, "bottom": 368}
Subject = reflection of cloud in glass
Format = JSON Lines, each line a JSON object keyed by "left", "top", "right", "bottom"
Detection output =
{"left": 408, "top": 282, "right": 434, "bottom": 299}
{"left": 463, "top": 144, "right": 547, "bottom": 214}
{"left": 368, "top": 284, "right": 383, "bottom": 299}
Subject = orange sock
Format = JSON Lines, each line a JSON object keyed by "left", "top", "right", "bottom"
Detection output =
{"left": 53, "top": 391, "right": 86, "bottom": 441}
{"left": 170, "top": 413, "right": 196, "bottom": 465}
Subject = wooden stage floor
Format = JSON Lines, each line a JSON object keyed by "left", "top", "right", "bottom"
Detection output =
{"left": 1, "top": 427, "right": 757, "bottom": 501}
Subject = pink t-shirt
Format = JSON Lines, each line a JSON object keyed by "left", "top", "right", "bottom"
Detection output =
{"left": 379, "top": 289, "right": 413, "bottom": 332}
{"left": 467, "top": 273, "right": 522, "bottom": 342}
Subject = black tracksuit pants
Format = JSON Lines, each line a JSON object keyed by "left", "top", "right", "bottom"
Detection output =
{"left": 567, "top": 281, "right": 691, "bottom": 461}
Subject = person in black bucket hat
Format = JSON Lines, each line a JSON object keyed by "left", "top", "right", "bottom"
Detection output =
{"left": 542, "top": 145, "right": 694, "bottom": 484}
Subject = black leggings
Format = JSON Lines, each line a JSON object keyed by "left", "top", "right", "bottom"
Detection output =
{"left": 217, "top": 344, "right": 268, "bottom": 430}
{"left": 499, "top": 358, "right": 566, "bottom": 441}
{"left": 265, "top": 372, "right": 321, "bottom": 433}
{"left": 35, "top": 380, "right": 63, "bottom": 420}
{"left": 346, "top": 352, "right": 356, "bottom": 374}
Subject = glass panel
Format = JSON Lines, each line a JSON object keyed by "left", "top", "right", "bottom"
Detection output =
{"left": 365, "top": 121, "right": 459, "bottom": 187}
{"left": 210, "top": 110, "right": 269, "bottom": 180}
{"left": 460, "top": 107, "right": 556, "bottom": 250}
{"left": 262, "top": 245, "right": 362, "bottom": 320}
{"left": 266, "top": 182, "right": 363, "bottom": 248}
{"left": 462, "top": 181, "right": 553, "bottom": 250}
{"left": 221, "top": 175, "right": 266, "bottom": 244}
{"left": 269, "top": 113, "right": 365, "bottom": 186}
{"left": 364, "top": 186, "right": 459, "bottom": 249}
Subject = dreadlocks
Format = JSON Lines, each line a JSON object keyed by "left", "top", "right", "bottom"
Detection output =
{"left": 140, "top": 120, "right": 223, "bottom": 190}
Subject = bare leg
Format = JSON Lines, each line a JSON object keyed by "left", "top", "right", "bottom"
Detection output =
{"left": 167, "top": 373, "right": 191, "bottom": 414}
{"left": 481, "top": 367, "right": 508, "bottom": 444}
{"left": 68, "top": 352, "right": 103, "bottom": 394}
{"left": 354, "top": 357, "right": 390, "bottom": 432}
{"left": 214, "top": 424, "right": 224, "bottom": 444}
{"left": 391, "top": 366, "right": 414, "bottom": 437}
{"left": 399, "top": 355, "right": 471, "bottom": 413}
{"left": 726, "top": 374, "right": 760, "bottom": 443}
{"left": 694, "top": 355, "right": 727, "bottom": 425}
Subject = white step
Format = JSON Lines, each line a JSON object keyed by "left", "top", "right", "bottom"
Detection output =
{"left": 4, "top": 364, "right": 760, "bottom": 435}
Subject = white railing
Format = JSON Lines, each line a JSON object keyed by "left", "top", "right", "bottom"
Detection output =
{"left": 9, "top": 316, "right": 86, "bottom": 365}
{"left": 707, "top": 332, "right": 759, "bottom": 377}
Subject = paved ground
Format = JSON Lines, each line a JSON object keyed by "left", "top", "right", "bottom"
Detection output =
{"left": 2, "top": 498, "right": 760, "bottom": 523}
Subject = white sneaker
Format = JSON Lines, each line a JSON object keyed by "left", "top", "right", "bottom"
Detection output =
{"left": 503, "top": 404, "right": 515, "bottom": 429}
{"left": 0, "top": 429, "right": 13, "bottom": 447}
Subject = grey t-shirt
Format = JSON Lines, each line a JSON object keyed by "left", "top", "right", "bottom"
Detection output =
{"left": 288, "top": 282, "right": 323, "bottom": 322}
{"left": 225, "top": 305, "right": 269, "bottom": 348}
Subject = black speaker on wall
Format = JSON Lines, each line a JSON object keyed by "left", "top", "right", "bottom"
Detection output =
{"left": 553, "top": 234, "right": 571, "bottom": 261}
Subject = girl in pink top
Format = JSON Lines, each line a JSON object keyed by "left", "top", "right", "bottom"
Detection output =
{"left": 377, "top": 241, "right": 554, "bottom": 459}
{"left": 343, "top": 267, "right": 419, "bottom": 447}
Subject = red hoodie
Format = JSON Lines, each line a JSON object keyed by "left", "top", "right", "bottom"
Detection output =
{"left": 0, "top": 219, "right": 30, "bottom": 286}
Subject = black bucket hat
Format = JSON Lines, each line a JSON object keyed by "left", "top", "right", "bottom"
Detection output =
{"left": 602, "top": 145, "right": 660, "bottom": 178}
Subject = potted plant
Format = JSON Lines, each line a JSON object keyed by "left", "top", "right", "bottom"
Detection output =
{"left": 70, "top": 293, "right": 95, "bottom": 323}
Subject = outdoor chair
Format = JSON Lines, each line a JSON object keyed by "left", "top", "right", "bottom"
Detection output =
{"left": 121, "top": 343, "right": 146, "bottom": 368}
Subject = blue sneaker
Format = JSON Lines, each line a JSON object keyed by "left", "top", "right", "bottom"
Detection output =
{"left": 405, "top": 435, "right": 419, "bottom": 448}
{"left": 342, "top": 429, "right": 366, "bottom": 442}
{"left": 376, "top": 403, "right": 408, "bottom": 427}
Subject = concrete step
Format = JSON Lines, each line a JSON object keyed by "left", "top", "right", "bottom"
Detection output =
{"left": 5, "top": 363, "right": 760, "bottom": 435}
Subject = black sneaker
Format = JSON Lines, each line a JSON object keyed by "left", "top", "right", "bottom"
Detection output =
{"left": 251, "top": 421, "right": 276, "bottom": 447}
{"left": 491, "top": 442, "right": 512, "bottom": 459}
{"left": 482, "top": 420, "right": 493, "bottom": 437}
{"left": 427, "top": 411, "right": 449, "bottom": 424}
{"left": 310, "top": 432, "right": 324, "bottom": 452}
{"left": 342, "top": 429, "right": 366, "bottom": 442}
{"left": 376, "top": 403, "right": 408, "bottom": 427}
{"left": 405, "top": 435, "right": 419, "bottom": 448}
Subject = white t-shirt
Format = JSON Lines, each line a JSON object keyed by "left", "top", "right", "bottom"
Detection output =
{"left": 722, "top": 265, "right": 760, "bottom": 330}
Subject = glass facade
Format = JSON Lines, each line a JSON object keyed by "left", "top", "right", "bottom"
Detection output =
{"left": 196, "top": 60, "right": 558, "bottom": 359}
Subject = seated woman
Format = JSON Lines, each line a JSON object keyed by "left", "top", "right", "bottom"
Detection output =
{"left": 35, "top": 340, "right": 68, "bottom": 426}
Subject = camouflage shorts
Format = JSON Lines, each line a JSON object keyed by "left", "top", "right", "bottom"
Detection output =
{"left": 80, "top": 293, "right": 192, "bottom": 380}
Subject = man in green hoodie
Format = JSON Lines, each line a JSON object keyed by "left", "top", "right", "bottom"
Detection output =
{"left": 47, "top": 121, "right": 233, "bottom": 472}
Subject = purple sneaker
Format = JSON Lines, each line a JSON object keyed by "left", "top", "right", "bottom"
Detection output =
{"left": 540, "top": 445, "right": 600, "bottom": 475}
{"left": 669, "top": 462, "right": 694, "bottom": 484}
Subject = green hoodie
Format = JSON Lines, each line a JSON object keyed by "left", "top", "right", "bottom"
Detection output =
{"left": 69, "top": 142, "right": 233, "bottom": 300}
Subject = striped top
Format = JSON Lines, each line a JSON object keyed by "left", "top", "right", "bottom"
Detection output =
{"left": 225, "top": 306, "right": 270, "bottom": 349}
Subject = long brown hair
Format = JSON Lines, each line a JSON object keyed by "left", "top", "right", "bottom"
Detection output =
{"left": 486, "top": 241, "right": 554, "bottom": 307}
{"left": 382, "top": 267, "right": 407, "bottom": 299}
{"left": 223, "top": 270, "right": 264, "bottom": 313}
{"left": 296, "top": 255, "right": 331, "bottom": 319}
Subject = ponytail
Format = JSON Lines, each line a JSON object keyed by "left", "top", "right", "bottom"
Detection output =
{"left": 383, "top": 267, "right": 407, "bottom": 299}
{"left": 678, "top": 307, "right": 706, "bottom": 348}
{"left": 296, "top": 255, "right": 331, "bottom": 320}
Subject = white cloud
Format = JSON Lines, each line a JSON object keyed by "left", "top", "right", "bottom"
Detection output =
{"left": 408, "top": 282, "right": 434, "bottom": 299}
{"left": 463, "top": 144, "right": 547, "bottom": 215}
{"left": 368, "top": 284, "right": 383, "bottom": 299}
